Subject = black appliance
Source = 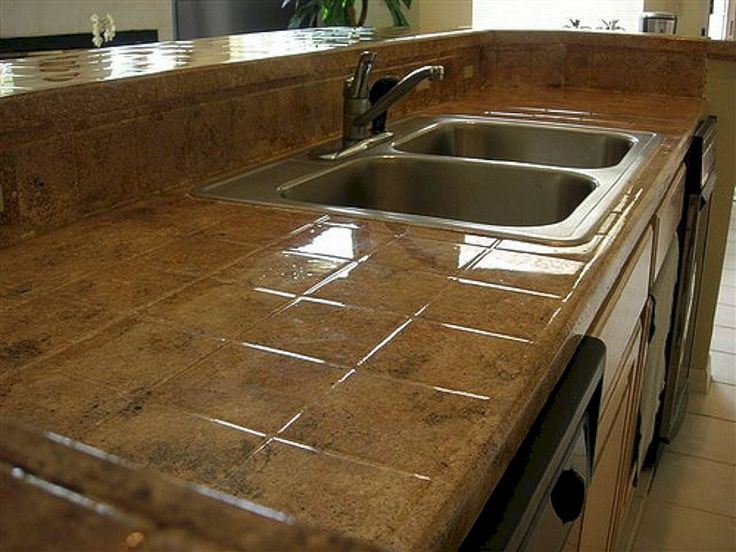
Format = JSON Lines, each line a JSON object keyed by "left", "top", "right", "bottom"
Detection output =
{"left": 660, "top": 116, "right": 717, "bottom": 442}
{"left": 461, "top": 336, "right": 604, "bottom": 552}
{"left": 174, "top": 0, "right": 295, "bottom": 40}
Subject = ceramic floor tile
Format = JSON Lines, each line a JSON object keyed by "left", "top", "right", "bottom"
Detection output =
{"left": 145, "top": 279, "right": 290, "bottom": 341}
{"left": 133, "top": 235, "right": 259, "bottom": 277}
{"left": 211, "top": 248, "right": 347, "bottom": 295}
{"left": 689, "top": 383, "right": 736, "bottom": 422}
{"left": 361, "top": 318, "right": 532, "bottom": 397}
{"left": 218, "top": 440, "right": 429, "bottom": 547}
{"left": 84, "top": 400, "right": 264, "bottom": 487}
{"left": 721, "top": 269, "right": 736, "bottom": 289}
{"left": 711, "top": 325, "right": 736, "bottom": 354}
{"left": 0, "top": 369, "right": 124, "bottom": 439}
{"left": 242, "top": 298, "right": 406, "bottom": 366}
{"left": 650, "top": 451, "right": 736, "bottom": 517}
{"left": 279, "top": 222, "right": 396, "bottom": 260}
{"left": 367, "top": 235, "right": 487, "bottom": 275}
{"left": 667, "top": 413, "right": 736, "bottom": 465}
{"left": 44, "top": 317, "right": 223, "bottom": 393}
{"left": 718, "top": 286, "right": 735, "bottom": 307}
{"left": 154, "top": 343, "right": 343, "bottom": 434}
{"left": 715, "top": 304, "right": 736, "bottom": 328}
{"left": 632, "top": 500, "right": 735, "bottom": 551}
{"left": 711, "top": 351, "right": 736, "bottom": 385}
{"left": 0, "top": 296, "right": 117, "bottom": 372}
{"left": 423, "top": 279, "right": 562, "bottom": 341}
{"left": 54, "top": 263, "right": 193, "bottom": 314}
{"left": 309, "top": 260, "right": 450, "bottom": 315}
{"left": 463, "top": 249, "right": 584, "bottom": 296}
{"left": 281, "top": 371, "right": 503, "bottom": 476}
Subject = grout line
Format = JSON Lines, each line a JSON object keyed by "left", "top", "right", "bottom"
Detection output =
{"left": 644, "top": 496, "right": 736, "bottom": 521}
{"left": 665, "top": 447, "right": 736, "bottom": 468}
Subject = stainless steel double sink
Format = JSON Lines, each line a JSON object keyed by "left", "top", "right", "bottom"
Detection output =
{"left": 196, "top": 115, "right": 658, "bottom": 244}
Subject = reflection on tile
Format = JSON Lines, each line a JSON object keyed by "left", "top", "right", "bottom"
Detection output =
{"left": 145, "top": 279, "right": 290, "bottom": 341}
{"left": 423, "top": 280, "right": 560, "bottom": 341}
{"left": 155, "top": 343, "right": 342, "bottom": 433}
{"left": 281, "top": 223, "right": 395, "bottom": 260}
{"left": 243, "top": 299, "right": 405, "bottom": 366}
{"left": 45, "top": 318, "right": 223, "bottom": 393}
{"left": 689, "top": 384, "right": 736, "bottom": 422}
{"left": 0, "top": 297, "right": 116, "bottom": 371}
{"left": 668, "top": 414, "right": 736, "bottom": 465}
{"left": 496, "top": 235, "right": 603, "bottom": 261}
{"left": 464, "top": 249, "right": 584, "bottom": 296}
{"left": 362, "top": 318, "right": 531, "bottom": 397}
{"left": 84, "top": 401, "right": 264, "bottom": 486}
{"left": 0, "top": 370, "right": 124, "bottom": 439}
{"left": 212, "top": 249, "right": 347, "bottom": 294}
{"left": 219, "top": 440, "right": 428, "bottom": 546}
{"left": 650, "top": 451, "right": 736, "bottom": 517}
{"left": 282, "top": 372, "right": 501, "bottom": 475}
{"left": 632, "top": 500, "right": 735, "bottom": 551}
{"left": 368, "top": 236, "right": 487, "bottom": 275}
{"left": 310, "top": 260, "right": 450, "bottom": 315}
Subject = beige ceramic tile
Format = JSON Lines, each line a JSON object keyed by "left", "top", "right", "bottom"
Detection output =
{"left": 711, "top": 325, "right": 736, "bottom": 354}
{"left": 423, "top": 279, "right": 561, "bottom": 341}
{"left": 54, "top": 263, "right": 193, "bottom": 314}
{"left": 689, "top": 383, "right": 736, "bottom": 422}
{"left": 154, "top": 343, "right": 343, "bottom": 434}
{"left": 198, "top": 207, "right": 319, "bottom": 246}
{"left": 719, "top": 286, "right": 736, "bottom": 307}
{"left": 133, "top": 235, "right": 259, "bottom": 277}
{"left": 218, "top": 440, "right": 429, "bottom": 547}
{"left": 145, "top": 279, "right": 290, "bottom": 341}
{"left": 633, "top": 500, "right": 735, "bottom": 551}
{"left": 45, "top": 317, "right": 223, "bottom": 393}
{"left": 212, "top": 248, "right": 347, "bottom": 295}
{"left": 309, "top": 260, "right": 450, "bottom": 315}
{"left": 463, "top": 249, "right": 584, "bottom": 296}
{"left": 282, "top": 372, "right": 502, "bottom": 476}
{"left": 84, "top": 400, "right": 264, "bottom": 486}
{"left": 0, "top": 369, "right": 124, "bottom": 439}
{"left": 368, "top": 235, "right": 487, "bottom": 275}
{"left": 711, "top": 351, "right": 736, "bottom": 385}
{"left": 242, "top": 299, "right": 406, "bottom": 366}
{"left": 0, "top": 296, "right": 116, "bottom": 371}
{"left": 280, "top": 222, "right": 396, "bottom": 261}
{"left": 715, "top": 304, "right": 736, "bottom": 328}
{"left": 650, "top": 451, "right": 736, "bottom": 517}
{"left": 361, "top": 318, "right": 532, "bottom": 397}
{"left": 668, "top": 413, "right": 736, "bottom": 465}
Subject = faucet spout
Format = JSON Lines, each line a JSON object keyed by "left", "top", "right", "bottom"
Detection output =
{"left": 353, "top": 65, "right": 445, "bottom": 127}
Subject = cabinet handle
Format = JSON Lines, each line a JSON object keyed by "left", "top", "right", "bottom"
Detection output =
{"left": 551, "top": 469, "right": 586, "bottom": 523}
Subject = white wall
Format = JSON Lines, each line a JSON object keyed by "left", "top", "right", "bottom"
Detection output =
{"left": 0, "top": 0, "right": 173, "bottom": 40}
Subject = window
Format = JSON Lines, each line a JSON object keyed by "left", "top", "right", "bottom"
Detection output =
{"left": 473, "top": 0, "right": 645, "bottom": 33}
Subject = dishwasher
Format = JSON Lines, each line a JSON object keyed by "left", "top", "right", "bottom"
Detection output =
{"left": 461, "top": 336, "right": 604, "bottom": 552}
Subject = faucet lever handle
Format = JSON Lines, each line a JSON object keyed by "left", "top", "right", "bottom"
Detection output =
{"left": 347, "top": 51, "right": 375, "bottom": 99}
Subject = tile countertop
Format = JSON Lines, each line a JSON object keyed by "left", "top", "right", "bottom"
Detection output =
{"left": 0, "top": 87, "right": 705, "bottom": 551}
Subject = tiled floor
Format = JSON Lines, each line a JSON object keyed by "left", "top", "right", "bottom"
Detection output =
{"left": 631, "top": 204, "right": 736, "bottom": 551}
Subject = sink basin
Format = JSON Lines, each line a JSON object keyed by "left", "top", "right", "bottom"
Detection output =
{"left": 195, "top": 115, "right": 657, "bottom": 244}
{"left": 280, "top": 156, "right": 595, "bottom": 227}
{"left": 394, "top": 120, "right": 634, "bottom": 169}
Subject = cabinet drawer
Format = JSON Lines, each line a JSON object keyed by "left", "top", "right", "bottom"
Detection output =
{"left": 591, "top": 228, "right": 653, "bottom": 411}
{"left": 653, "top": 165, "right": 685, "bottom": 280}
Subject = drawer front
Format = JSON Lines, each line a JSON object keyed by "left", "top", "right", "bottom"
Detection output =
{"left": 592, "top": 228, "right": 653, "bottom": 412}
{"left": 654, "top": 165, "right": 685, "bottom": 280}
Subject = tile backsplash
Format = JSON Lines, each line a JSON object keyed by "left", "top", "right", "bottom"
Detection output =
{"left": 0, "top": 29, "right": 708, "bottom": 247}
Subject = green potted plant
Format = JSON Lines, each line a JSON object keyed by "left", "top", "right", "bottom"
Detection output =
{"left": 283, "top": 0, "right": 412, "bottom": 29}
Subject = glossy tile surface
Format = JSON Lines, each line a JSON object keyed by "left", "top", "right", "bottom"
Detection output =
{"left": 0, "top": 88, "right": 706, "bottom": 550}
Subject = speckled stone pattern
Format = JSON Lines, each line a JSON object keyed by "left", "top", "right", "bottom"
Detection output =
{"left": 0, "top": 89, "right": 704, "bottom": 551}
{"left": 0, "top": 419, "right": 379, "bottom": 552}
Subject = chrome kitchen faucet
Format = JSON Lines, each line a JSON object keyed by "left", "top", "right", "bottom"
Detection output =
{"left": 335, "top": 51, "right": 444, "bottom": 154}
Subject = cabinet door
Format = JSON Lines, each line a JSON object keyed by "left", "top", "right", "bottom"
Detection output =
{"left": 580, "top": 325, "right": 642, "bottom": 552}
